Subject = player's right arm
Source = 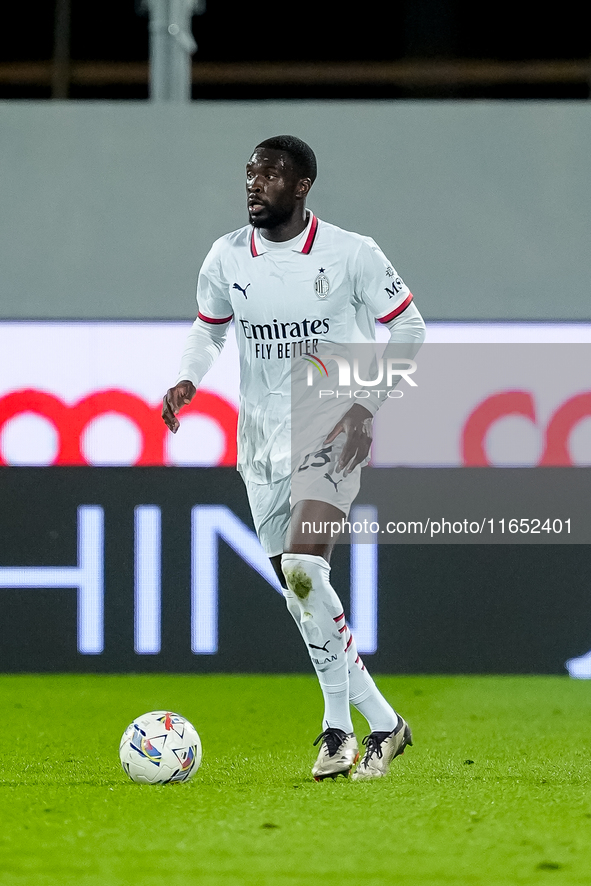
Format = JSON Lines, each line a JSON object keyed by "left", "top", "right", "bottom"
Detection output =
{"left": 162, "top": 241, "right": 233, "bottom": 433}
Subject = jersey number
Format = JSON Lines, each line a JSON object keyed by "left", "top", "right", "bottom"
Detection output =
{"left": 298, "top": 447, "right": 333, "bottom": 472}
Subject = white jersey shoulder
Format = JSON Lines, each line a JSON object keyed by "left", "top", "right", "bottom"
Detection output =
{"left": 199, "top": 225, "right": 252, "bottom": 279}
{"left": 209, "top": 225, "right": 252, "bottom": 254}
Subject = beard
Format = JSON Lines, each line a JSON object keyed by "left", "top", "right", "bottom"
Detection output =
{"left": 249, "top": 201, "right": 294, "bottom": 229}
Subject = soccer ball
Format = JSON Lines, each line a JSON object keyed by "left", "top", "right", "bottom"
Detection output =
{"left": 119, "top": 710, "right": 202, "bottom": 784}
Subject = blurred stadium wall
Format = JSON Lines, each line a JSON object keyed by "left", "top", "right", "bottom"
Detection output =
{"left": 2, "top": 100, "right": 591, "bottom": 675}
{"left": 1, "top": 100, "right": 590, "bottom": 321}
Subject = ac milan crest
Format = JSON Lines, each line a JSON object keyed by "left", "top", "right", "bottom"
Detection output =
{"left": 314, "top": 269, "right": 330, "bottom": 298}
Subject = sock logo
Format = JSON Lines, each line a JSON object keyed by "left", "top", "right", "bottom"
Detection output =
{"left": 309, "top": 640, "right": 331, "bottom": 652}
{"left": 311, "top": 654, "right": 338, "bottom": 665}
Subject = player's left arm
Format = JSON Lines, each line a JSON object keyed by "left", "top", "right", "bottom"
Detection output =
{"left": 358, "top": 236, "right": 426, "bottom": 347}
{"left": 324, "top": 240, "right": 426, "bottom": 475}
{"left": 358, "top": 236, "right": 426, "bottom": 411}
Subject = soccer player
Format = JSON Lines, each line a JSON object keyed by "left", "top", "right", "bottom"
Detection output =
{"left": 162, "top": 136, "right": 426, "bottom": 780}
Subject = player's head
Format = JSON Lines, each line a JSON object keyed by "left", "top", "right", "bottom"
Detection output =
{"left": 256, "top": 136, "right": 317, "bottom": 184}
{"left": 246, "top": 135, "right": 317, "bottom": 230}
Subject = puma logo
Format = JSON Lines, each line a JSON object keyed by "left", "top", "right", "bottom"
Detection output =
{"left": 233, "top": 282, "right": 251, "bottom": 299}
{"left": 324, "top": 473, "right": 344, "bottom": 492}
{"left": 309, "top": 640, "right": 330, "bottom": 652}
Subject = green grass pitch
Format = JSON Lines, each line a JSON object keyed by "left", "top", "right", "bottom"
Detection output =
{"left": 1, "top": 674, "right": 591, "bottom": 886}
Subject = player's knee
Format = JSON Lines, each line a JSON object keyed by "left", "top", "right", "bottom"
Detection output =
{"left": 281, "top": 554, "right": 314, "bottom": 601}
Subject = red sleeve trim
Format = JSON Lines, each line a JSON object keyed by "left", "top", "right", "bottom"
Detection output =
{"left": 301, "top": 214, "right": 318, "bottom": 254}
{"left": 378, "top": 292, "right": 413, "bottom": 324}
{"left": 198, "top": 311, "right": 233, "bottom": 325}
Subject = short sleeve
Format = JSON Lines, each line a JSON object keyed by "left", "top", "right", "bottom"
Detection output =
{"left": 353, "top": 237, "right": 413, "bottom": 323}
{"left": 195, "top": 242, "right": 234, "bottom": 325}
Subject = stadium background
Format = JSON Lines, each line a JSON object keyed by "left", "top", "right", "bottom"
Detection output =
{"left": 1, "top": 1, "right": 590, "bottom": 675}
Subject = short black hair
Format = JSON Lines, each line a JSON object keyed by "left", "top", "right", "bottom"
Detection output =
{"left": 255, "top": 135, "right": 317, "bottom": 183}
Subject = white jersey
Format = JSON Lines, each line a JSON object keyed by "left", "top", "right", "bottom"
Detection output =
{"left": 179, "top": 212, "right": 419, "bottom": 484}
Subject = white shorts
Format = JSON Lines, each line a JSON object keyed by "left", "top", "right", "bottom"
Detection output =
{"left": 244, "top": 436, "right": 362, "bottom": 556}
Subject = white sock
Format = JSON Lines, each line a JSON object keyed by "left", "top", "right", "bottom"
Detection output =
{"left": 282, "top": 553, "right": 354, "bottom": 734}
{"left": 344, "top": 627, "right": 399, "bottom": 733}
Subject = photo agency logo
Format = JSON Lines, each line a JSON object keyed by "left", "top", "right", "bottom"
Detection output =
{"left": 302, "top": 353, "right": 418, "bottom": 402}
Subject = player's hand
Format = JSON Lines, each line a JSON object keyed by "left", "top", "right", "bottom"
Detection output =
{"left": 323, "top": 403, "right": 373, "bottom": 476}
{"left": 161, "top": 380, "right": 196, "bottom": 433}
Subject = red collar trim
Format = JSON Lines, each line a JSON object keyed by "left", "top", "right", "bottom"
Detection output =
{"left": 250, "top": 214, "right": 318, "bottom": 257}
{"left": 301, "top": 213, "right": 318, "bottom": 254}
{"left": 250, "top": 228, "right": 258, "bottom": 257}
